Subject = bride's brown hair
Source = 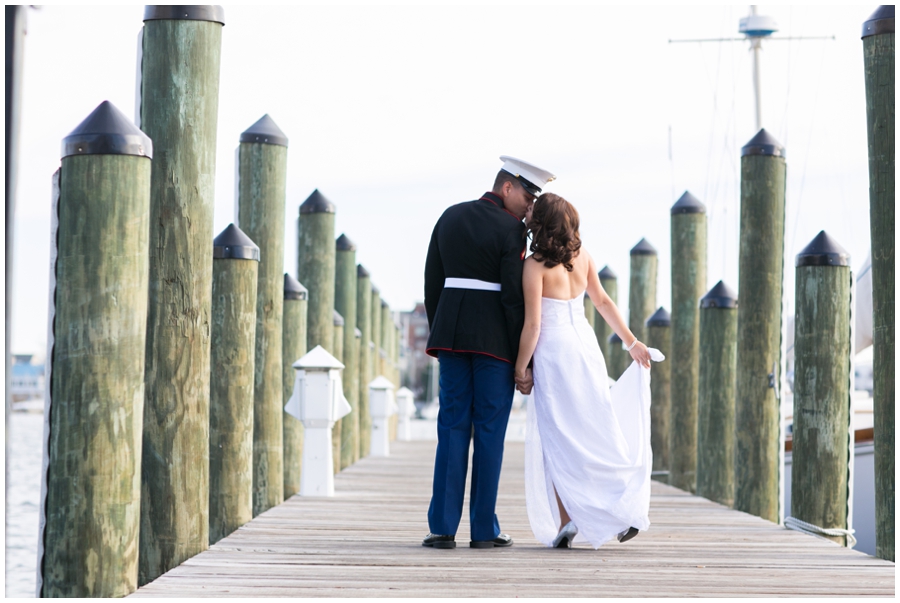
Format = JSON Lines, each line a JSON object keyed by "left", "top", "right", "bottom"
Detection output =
{"left": 527, "top": 193, "right": 581, "bottom": 272}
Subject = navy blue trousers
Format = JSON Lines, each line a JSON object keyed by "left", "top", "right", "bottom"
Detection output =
{"left": 428, "top": 351, "right": 515, "bottom": 541}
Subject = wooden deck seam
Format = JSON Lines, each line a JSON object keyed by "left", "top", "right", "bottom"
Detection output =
{"left": 131, "top": 440, "right": 894, "bottom": 598}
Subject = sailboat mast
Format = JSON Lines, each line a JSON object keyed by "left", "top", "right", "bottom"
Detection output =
{"left": 750, "top": 5, "right": 763, "bottom": 130}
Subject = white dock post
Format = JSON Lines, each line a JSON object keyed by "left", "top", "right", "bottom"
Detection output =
{"left": 395, "top": 387, "right": 415, "bottom": 441}
{"left": 369, "top": 376, "right": 397, "bottom": 456}
{"left": 284, "top": 345, "right": 351, "bottom": 496}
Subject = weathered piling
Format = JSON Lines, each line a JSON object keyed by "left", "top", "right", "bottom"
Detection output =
{"left": 862, "top": 5, "right": 895, "bottom": 562}
{"left": 670, "top": 191, "right": 707, "bottom": 493}
{"left": 646, "top": 308, "right": 671, "bottom": 478}
{"left": 385, "top": 312, "right": 393, "bottom": 376}
{"left": 385, "top": 305, "right": 393, "bottom": 349}
{"left": 332, "top": 310, "right": 344, "bottom": 474}
{"left": 597, "top": 266, "right": 618, "bottom": 373}
{"left": 381, "top": 300, "right": 391, "bottom": 377}
{"left": 6, "top": 6, "right": 25, "bottom": 482}
{"left": 629, "top": 238, "right": 658, "bottom": 344}
{"left": 208, "top": 225, "right": 258, "bottom": 545}
{"left": 583, "top": 294, "right": 596, "bottom": 329}
{"left": 138, "top": 5, "right": 224, "bottom": 585}
{"left": 607, "top": 333, "right": 628, "bottom": 380}
{"left": 384, "top": 304, "right": 400, "bottom": 442}
{"left": 237, "top": 114, "right": 288, "bottom": 517}
{"left": 697, "top": 281, "right": 738, "bottom": 507}
{"left": 357, "top": 266, "right": 373, "bottom": 458}
{"left": 372, "top": 286, "right": 383, "bottom": 375}
{"left": 298, "top": 189, "right": 336, "bottom": 353}
{"left": 41, "top": 101, "right": 152, "bottom": 597}
{"left": 734, "top": 129, "right": 786, "bottom": 523}
{"left": 282, "top": 274, "right": 307, "bottom": 498}
{"left": 380, "top": 301, "right": 397, "bottom": 439}
{"left": 791, "top": 232, "right": 852, "bottom": 545}
{"left": 335, "top": 234, "right": 359, "bottom": 468}
{"left": 394, "top": 322, "right": 402, "bottom": 387}
{"left": 354, "top": 327, "right": 362, "bottom": 446}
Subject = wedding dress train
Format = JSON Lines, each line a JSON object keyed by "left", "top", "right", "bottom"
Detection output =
{"left": 525, "top": 292, "right": 664, "bottom": 548}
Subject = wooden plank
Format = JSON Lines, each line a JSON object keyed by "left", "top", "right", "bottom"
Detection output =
{"left": 131, "top": 441, "right": 894, "bottom": 598}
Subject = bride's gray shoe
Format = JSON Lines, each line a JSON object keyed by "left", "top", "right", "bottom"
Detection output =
{"left": 617, "top": 527, "right": 639, "bottom": 543}
{"left": 552, "top": 521, "right": 578, "bottom": 548}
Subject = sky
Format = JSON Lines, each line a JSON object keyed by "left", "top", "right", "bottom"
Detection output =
{"left": 9, "top": 4, "right": 878, "bottom": 356}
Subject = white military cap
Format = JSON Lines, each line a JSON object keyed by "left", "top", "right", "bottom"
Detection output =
{"left": 499, "top": 155, "right": 556, "bottom": 196}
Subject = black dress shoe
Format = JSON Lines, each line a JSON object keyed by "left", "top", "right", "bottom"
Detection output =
{"left": 422, "top": 533, "right": 456, "bottom": 549}
{"left": 617, "top": 527, "right": 639, "bottom": 543}
{"left": 470, "top": 533, "right": 513, "bottom": 548}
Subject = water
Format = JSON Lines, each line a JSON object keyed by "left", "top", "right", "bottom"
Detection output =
{"left": 6, "top": 412, "right": 43, "bottom": 597}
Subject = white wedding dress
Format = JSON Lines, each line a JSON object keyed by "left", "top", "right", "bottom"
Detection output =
{"left": 525, "top": 292, "right": 664, "bottom": 548}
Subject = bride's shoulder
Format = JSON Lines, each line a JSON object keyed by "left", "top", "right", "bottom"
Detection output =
{"left": 574, "top": 247, "right": 594, "bottom": 266}
{"left": 523, "top": 254, "right": 549, "bottom": 277}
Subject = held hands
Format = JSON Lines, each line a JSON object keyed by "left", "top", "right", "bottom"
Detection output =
{"left": 514, "top": 367, "right": 533, "bottom": 395}
{"left": 628, "top": 340, "right": 652, "bottom": 369}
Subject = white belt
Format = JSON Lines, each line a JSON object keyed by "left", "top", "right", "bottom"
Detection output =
{"left": 445, "top": 277, "right": 501, "bottom": 292}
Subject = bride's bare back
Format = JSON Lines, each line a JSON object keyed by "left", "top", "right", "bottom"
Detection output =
{"left": 519, "top": 247, "right": 650, "bottom": 372}
{"left": 535, "top": 250, "right": 591, "bottom": 300}
{"left": 527, "top": 249, "right": 611, "bottom": 315}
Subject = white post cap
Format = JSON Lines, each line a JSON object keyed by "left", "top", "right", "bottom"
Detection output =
{"left": 293, "top": 344, "right": 344, "bottom": 371}
{"left": 369, "top": 375, "right": 395, "bottom": 390}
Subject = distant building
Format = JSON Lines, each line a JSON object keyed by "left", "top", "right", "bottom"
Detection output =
{"left": 398, "top": 303, "right": 432, "bottom": 401}
{"left": 11, "top": 354, "right": 44, "bottom": 402}
{"left": 855, "top": 363, "right": 873, "bottom": 396}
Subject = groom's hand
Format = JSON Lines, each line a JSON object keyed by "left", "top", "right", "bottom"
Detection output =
{"left": 515, "top": 368, "right": 533, "bottom": 395}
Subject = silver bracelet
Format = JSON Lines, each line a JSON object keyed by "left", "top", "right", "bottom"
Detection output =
{"left": 626, "top": 339, "right": 639, "bottom": 351}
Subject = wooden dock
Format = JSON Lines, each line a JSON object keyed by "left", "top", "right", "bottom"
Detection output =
{"left": 131, "top": 440, "right": 894, "bottom": 597}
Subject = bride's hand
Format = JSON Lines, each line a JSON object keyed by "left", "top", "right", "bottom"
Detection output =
{"left": 629, "top": 341, "right": 651, "bottom": 369}
{"left": 515, "top": 367, "right": 533, "bottom": 395}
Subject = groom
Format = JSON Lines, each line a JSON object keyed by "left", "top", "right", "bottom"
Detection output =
{"left": 422, "top": 156, "right": 556, "bottom": 548}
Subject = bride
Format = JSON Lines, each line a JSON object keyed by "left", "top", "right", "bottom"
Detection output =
{"left": 514, "top": 192, "right": 661, "bottom": 549}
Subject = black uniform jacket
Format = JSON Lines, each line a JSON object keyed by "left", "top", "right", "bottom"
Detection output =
{"left": 424, "top": 192, "right": 527, "bottom": 364}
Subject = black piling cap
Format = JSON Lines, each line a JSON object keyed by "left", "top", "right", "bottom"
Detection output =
{"left": 630, "top": 238, "right": 657, "bottom": 256}
{"left": 61, "top": 100, "right": 152, "bottom": 159}
{"left": 862, "top": 5, "right": 894, "bottom": 38}
{"left": 300, "top": 189, "right": 336, "bottom": 215}
{"left": 239, "top": 114, "right": 288, "bottom": 147}
{"left": 144, "top": 5, "right": 225, "bottom": 24}
{"left": 333, "top": 310, "right": 344, "bottom": 327}
{"left": 700, "top": 280, "right": 738, "bottom": 309}
{"left": 796, "top": 230, "right": 851, "bottom": 267}
{"left": 284, "top": 273, "right": 308, "bottom": 300}
{"left": 646, "top": 307, "right": 671, "bottom": 327}
{"left": 608, "top": 333, "right": 623, "bottom": 344}
{"left": 372, "top": 284, "right": 380, "bottom": 295}
{"left": 671, "top": 191, "right": 706, "bottom": 215}
{"left": 381, "top": 299, "right": 389, "bottom": 308}
{"left": 213, "top": 223, "right": 259, "bottom": 261}
{"left": 336, "top": 234, "right": 357, "bottom": 251}
{"left": 741, "top": 128, "right": 785, "bottom": 158}
{"left": 598, "top": 265, "right": 617, "bottom": 280}
{"left": 357, "top": 264, "right": 370, "bottom": 278}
